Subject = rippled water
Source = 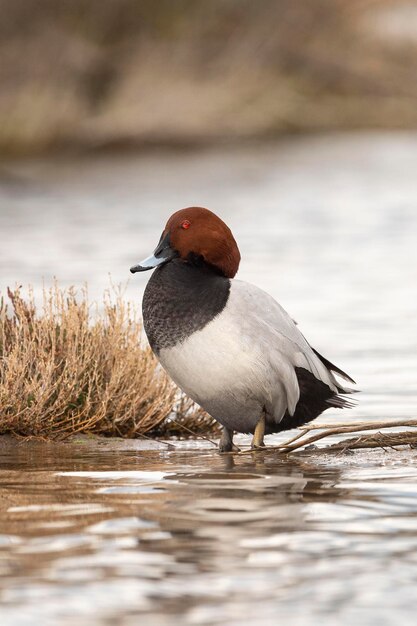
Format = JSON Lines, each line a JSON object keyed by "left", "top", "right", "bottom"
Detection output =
{"left": 1, "top": 133, "right": 417, "bottom": 624}
{"left": 0, "top": 439, "right": 416, "bottom": 626}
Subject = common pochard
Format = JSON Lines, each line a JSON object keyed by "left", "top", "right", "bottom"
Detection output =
{"left": 131, "top": 207, "right": 355, "bottom": 451}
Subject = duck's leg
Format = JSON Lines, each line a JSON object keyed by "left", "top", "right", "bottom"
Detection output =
{"left": 219, "top": 427, "right": 239, "bottom": 452}
{"left": 251, "top": 412, "right": 266, "bottom": 449}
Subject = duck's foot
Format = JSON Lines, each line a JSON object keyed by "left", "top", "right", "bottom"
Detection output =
{"left": 218, "top": 428, "right": 240, "bottom": 453}
{"left": 251, "top": 412, "right": 266, "bottom": 449}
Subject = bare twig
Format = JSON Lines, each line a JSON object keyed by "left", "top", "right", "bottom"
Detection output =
{"left": 236, "top": 419, "right": 417, "bottom": 456}
{"left": 165, "top": 419, "right": 218, "bottom": 448}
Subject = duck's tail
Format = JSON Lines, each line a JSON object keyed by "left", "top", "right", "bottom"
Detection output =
{"left": 311, "top": 348, "right": 356, "bottom": 385}
{"left": 311, "top": 347, "right": 358, "bottom": 409}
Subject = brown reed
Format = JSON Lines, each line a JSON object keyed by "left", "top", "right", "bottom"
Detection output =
{"left": 0, "top": 284, "right": 218, "bottom": 439}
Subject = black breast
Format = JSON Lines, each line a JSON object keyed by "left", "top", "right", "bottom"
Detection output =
{"left": 142, "top": 259, "right": 230, "bottom": 353}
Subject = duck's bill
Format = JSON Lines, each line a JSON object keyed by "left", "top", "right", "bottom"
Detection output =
{"left": 130, "top": 232, "right": 177, "bottom": 273}
{"left": 130, "top": 253, "right": 169, "bottom": 273}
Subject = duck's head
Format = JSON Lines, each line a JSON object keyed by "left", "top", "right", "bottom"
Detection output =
{"left": 130, "top": 207, "right": 241, "bottom": 278}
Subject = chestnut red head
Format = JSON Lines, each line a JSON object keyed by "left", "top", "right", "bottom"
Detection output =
{"left": 130, "top": 207, "right": 241, "bottom": 278}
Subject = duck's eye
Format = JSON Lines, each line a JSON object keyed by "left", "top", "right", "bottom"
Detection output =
{"left": 181, "top": 220, "right": 191, "bottom": 230}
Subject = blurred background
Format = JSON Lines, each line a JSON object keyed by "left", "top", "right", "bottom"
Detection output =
{"left": 1, "top": 0, "right": 417, "bottom": 153}
{"left": 0, "top": 0, "right": 417, "bottom": 420}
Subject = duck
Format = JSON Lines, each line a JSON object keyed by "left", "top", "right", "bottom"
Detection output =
{"left": 130, "top": 207, "right": 355, "bottom": 452}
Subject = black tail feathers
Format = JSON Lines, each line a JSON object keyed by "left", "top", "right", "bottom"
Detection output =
{"left": 312, "top": 348, "right": 356, "bottom": 385}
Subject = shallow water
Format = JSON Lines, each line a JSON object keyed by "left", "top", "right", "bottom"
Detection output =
{"left": 1, "top": 132, "right": 417, "bottom": 624}
{"left": 0, "top": 438, "right": 416, "bottom": 626}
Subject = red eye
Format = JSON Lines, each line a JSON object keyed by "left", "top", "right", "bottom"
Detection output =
{"left": 181, "top": 220, "right": 191, "bottom": 230}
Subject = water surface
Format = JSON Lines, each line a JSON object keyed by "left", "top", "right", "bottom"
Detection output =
{"left": 0, "top": 438, "right": 416, "bottom": 626}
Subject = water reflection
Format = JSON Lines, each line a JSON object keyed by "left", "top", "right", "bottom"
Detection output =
{"left": 0, "top": 439, "right": 416, "bottom": 625}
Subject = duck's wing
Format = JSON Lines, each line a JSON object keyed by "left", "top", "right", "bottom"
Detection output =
{"left": 229, "top": 280, "right": 354, "bottom": 415}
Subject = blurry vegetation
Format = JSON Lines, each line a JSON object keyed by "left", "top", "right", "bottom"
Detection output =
{"left": 0, "top": 0, "right": 416, "bottom": 155}
{"left": 0, "top": 285, "right": 217, "bottom": 439}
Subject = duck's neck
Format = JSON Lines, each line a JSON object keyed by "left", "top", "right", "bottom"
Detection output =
{"left": 142, "top": 259, "right": 231, "bottom": 353}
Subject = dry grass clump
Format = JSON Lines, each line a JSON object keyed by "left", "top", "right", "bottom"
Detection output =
{"left": 0, "top": 285, "right": 217, "bottom": 439}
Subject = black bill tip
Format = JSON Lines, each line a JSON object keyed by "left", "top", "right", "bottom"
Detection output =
{"left": 130, "top": 264, "right": 152, "bottom": 273}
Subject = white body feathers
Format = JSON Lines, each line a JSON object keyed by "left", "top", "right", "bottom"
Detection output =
{"left": 158, "top": 280, "right": 345, "bottom": 433}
